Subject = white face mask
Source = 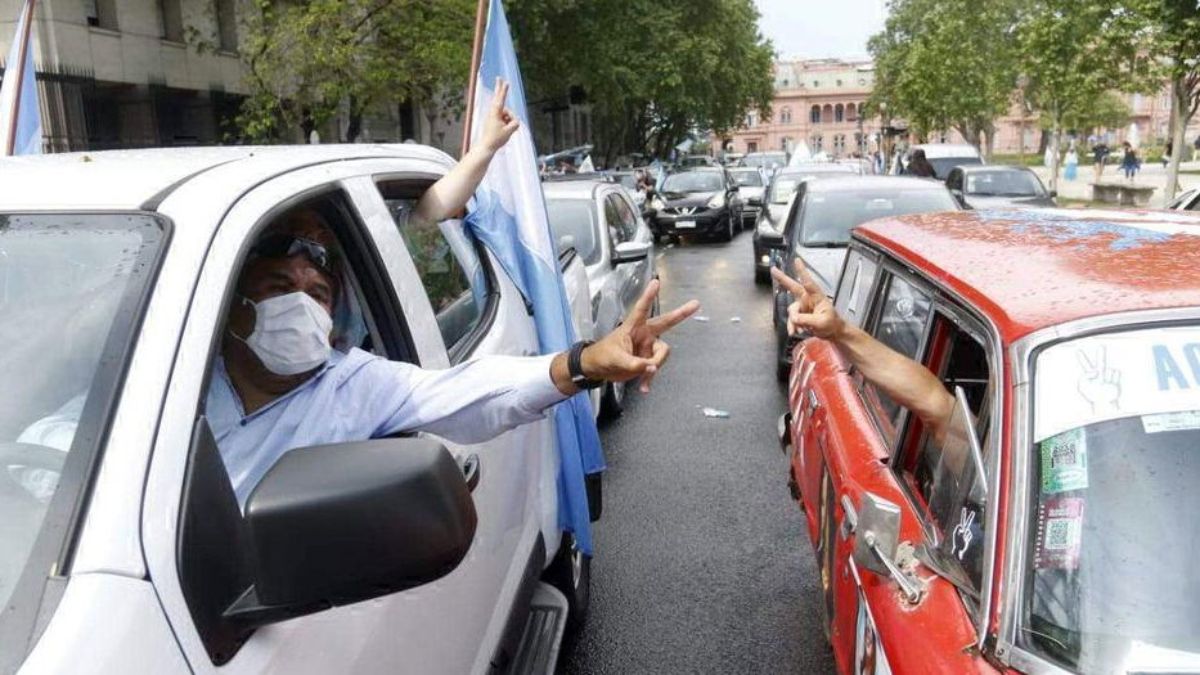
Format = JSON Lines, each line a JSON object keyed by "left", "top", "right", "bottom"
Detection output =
{"left": 234, "top": 291, "right": 333, "bottom": 376}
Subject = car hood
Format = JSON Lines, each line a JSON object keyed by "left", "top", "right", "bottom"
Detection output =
{"left": 796, "top": 247, "right": 849, "bottom": 296}
{"left": 661, "top": 190, "right": 718, "bottom": 208}
{"left": 739, "top": 186, "right": 765, "bottom": 200}
{"left": 963, "top": 194, "right": 1056, "bottom": 209}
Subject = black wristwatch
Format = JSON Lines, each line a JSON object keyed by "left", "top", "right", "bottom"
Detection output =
{"left": 568, "top": 340, "right": 604, "bottom": 390}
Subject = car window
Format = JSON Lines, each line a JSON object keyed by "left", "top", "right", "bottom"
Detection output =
{"left": 867, "top": 273, "right": 933, "bottom": 429}
{"left": 795, "top": 188, "right": 958, "bottom": 246}
{"left": 946, "top": 170, "right": 962, "bottom": 192}
{"left": 378, "top": 184, "right": 490, "bottom": 356}
{"left": 610, "top": 192, "right": 641, "bottom": 242}
{"left": 769, "top": 176, "right": 802, "bottom": 204}
{"left": 661, "top": 172, "right": 723, "bottom": 193}
{"left": 732, "top": 171, "right": 764, "bottom": 187}
{"left": 603, "top": 194, "right": 627, "bottom": 244}
{"left": 833, "top": 249, "right": 879, "bottom": 328}
{"left": 546, "top": 197, "right": 601, "bottom": 265}
{"left": 965, "top": 170, "right": 1044, "bottom": 197}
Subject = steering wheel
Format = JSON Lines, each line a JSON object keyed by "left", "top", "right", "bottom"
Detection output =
{"left": 0, "top": 442, "right": 68, "bottom": 506}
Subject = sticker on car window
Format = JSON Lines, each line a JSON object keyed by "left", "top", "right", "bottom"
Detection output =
{"left": 1141, "top": 410, "right": 1200, "bottom": 434}
{"left": 1035, "top": 495, "right": 1085, "bottom": 570}
{"left": 1039, "top": 428, "right": 1088, "bottom": 494}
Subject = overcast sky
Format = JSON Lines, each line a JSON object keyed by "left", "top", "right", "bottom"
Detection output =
{"left": 755, "top": 0, "right": 887, "bottom": 60}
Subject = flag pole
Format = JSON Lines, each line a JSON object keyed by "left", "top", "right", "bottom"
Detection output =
{"left": 460, "top": 0, "right": 488, "bottom": 157}
{"left": 1, "top": 0, "right": 37, "bottom": 155}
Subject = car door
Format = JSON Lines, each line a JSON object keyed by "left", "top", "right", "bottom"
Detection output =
{"left": 609, "top": 190, "right": 652, "bottom": 313}
{"left": 142, "top": 160, "right": 544, "bottom": 675}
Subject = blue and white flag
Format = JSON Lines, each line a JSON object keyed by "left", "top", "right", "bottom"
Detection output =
{"left": 0, "top": 0, "right": 41, "bottom": 155}
{"left": 465, "top": 0, "right": 605, "bottom": 555}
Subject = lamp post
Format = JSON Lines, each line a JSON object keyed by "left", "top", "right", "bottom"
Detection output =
{"left": 1016, "top": 74, "right": 1030, "bottom": 163}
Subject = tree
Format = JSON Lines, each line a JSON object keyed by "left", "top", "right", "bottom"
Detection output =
{"left": 1046, "top": 90, "right": 1132, "bottom": 135}
{"left": 1014, "top": 0, "right": 1157, "bottom": 191}
{"left": 867, "top": 0, "right": 1020, "bottom": 157}
{"left": 1139, "top": 0, "right": 1200, "bottom": 199}
{"left": 506, "top": 0, "right": 774, "bottom": 164}
{"left": 236, "top": 0, "right": 474, "bottom": 143}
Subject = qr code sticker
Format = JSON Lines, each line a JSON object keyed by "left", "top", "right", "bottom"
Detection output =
{"left": 1044, "top": 518, "right": 1080, "bottom": 551}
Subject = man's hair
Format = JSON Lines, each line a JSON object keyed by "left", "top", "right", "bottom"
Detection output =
{"left": 242, "top": 207, "right": 343, "bottom": 298}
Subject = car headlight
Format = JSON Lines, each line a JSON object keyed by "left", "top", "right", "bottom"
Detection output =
{"left": 650, "top": 197, "right": 665, "bottom": 210}
{"left": 707, "top": 193, "right": 725, "bottom": 209}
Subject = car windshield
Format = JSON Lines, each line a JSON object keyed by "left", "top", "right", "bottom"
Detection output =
{"left": 615, "top": 174, "right": 638, "bottom": 190}
{"left": 0, "top": 214, "right": 162, "bottom": 612}
{"left": 546, "top": 198, "right": 601, "bottom": 265}
{"left": 796, "top": 188, "right": 957, "bottom": 246}
{"left": 768, "top": 177, "right": 802, "bottom": 204}
{"left": 662, "top": 172, "right": 722, "bottom": 194}
{"left": 966, "top": 170, "right": 1043, "bottom": 197}
{"left": 742, "top": 153, "right": 787, "bottom": 169}
{"left": 928, "top": 156, "right": 982, "bottom": 179}
{"left": 1022, "top": 327, "right": 1200, "bottom": 673}
{"left": 731, "top": 171, "right": 763, "bottom": 187}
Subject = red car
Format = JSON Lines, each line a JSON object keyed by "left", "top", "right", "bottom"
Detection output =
{"left": 779, "top": 208, "right": 1200, "bottom": 674}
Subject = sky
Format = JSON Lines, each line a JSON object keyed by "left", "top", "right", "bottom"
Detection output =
{"left": 754, "top": 0, "right": 887, "bottom": 61}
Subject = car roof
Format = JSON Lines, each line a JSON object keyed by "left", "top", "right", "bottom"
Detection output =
{"left": 912, "top": 143, "right": 982, "bottom": 159}
{"left": 778, "top": 164, "right": 858, "bottom": 175}
{"left": 856, "top": 208, "right": 1200, "bottom": 342}
{"left": 542, "top": 179, "right": 609, "bottom": 199}
{"left": 0, "top": 144, "right": 453, "bottom": 211}
{"left": 804, "top": 175, "right": 949, "bottom": 193}
{"left": 958, "top": 164, "right": 1033, "bottom": 174}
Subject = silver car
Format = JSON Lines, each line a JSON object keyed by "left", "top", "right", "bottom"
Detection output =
{"left": 729, "top": 167, "right": 767, "bottom": 229}
{"left": 545, "top": 180, "right": 656, "bottom": 417}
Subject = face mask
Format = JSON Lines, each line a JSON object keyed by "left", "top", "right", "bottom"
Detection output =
{"left": 234, "top": 291, "right": 333, "bottom": 376}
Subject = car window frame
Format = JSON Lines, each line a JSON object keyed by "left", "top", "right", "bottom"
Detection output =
{"left": 0, "top": 211, "right": 171, "bottom": 671}
{"left": 610, "top": 190, "right": 641, "bottom": 243}
{"left": 832, "top": 243, "right": 882, "bottom": 329}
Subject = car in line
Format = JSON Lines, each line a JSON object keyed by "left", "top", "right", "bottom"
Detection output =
{"left": 729, "top": 167, "right": 768, "bottom": 229}
{"left": 608, "top": 170, "right": 649, "bottom": 212}
{"left": 1168, "top": 186, "right": 1200, "bottom": 211}
{"left": 545, "top": 179, "right": 657, "bottom": 418}
{"left": 778, "top": 207, "right": 1200, "bottom": 675}
{"left": 897, "top": 143, "right": 984, "bottom": 179}
{"left": 752, "top": 163, "right": 862, "bottom": 285}
{"left": 946, "top": 165, "right": 1056, "bottom": 209}
{"left": 740, "top": 151, "right": 790, "bottom": 176}
{"left": 649, "top": 167, "right": 743, "bottom": 243}
{"left": 765, "top": 176, "right": 959, "bottom": 380}
{"left": 0, "top": 145, "right": 598, "bottom": 674}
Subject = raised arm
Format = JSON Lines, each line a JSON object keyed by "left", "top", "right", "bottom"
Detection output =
{"left": 413, "top": 78, "right": 521, "bottom": 225}
{"left": 771, "top": 261, "right": 954, "bottom": 440}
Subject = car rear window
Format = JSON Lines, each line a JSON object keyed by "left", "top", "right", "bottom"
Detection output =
{"left": 796, "top": 189, "right": 957, "bottom": 246}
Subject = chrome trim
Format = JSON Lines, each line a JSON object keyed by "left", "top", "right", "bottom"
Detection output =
{"left": 840, "top": 493, "right": 858, "bottom": 539}
{"left": 996, "top": 306, "right": 1200, "bottom": 672}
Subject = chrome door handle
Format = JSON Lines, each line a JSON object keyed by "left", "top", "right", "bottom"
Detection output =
{"left": 807, "top": 390, "right": 819, "bottom": 414}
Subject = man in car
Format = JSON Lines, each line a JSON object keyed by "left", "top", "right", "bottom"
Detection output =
{"left": 213, "top": 80, "right": 700, "bottom": 505}
{"left": 771, "top": 261, "right": 954, "bottom": 441}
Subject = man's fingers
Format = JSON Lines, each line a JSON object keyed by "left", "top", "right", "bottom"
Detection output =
{"left": 627, "top": 278, "right": 660, "bottom": 327}
{"left": 770, "top": 265, "right": 805, "bottom": 297}
{"left": 639, "top": 341, "right": 670, "bottom": 393}
{"left": 793, "top": 258, "right": 825, "bottom": 298}
{"left": 647, "top": 299, "right": 701, "bottom": 336}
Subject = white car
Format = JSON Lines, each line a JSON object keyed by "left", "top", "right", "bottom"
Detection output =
{"left": 544, "top": 180, "right": 656, "bottom": 418}
{"left": 1168, "top": 187, "right": 1200, "bottom": 211}
{"left": 0, "top": 145, "right": 594, "bottom": 674}
{"left": 895, "top": 142, "right": 984, "bottom": 179}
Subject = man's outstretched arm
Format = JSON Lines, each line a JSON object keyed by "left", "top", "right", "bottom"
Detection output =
{"left": 771, "top": 261, "right": 954, "bottom": 440}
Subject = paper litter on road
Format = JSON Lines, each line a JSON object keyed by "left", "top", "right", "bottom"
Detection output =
{"left": 729, "top": 316, "right": 741, "bottom": 323}
{"left": 693, "top": 315, "right": 710, "bottom": 322}
{"left": 701, "top": 407, "right": 731, "bottom": 419}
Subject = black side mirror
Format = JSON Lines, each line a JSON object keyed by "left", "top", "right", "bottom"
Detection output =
{"left": 1048, "top": 190, "right": 1058, "bottom": 199}
{"left": 760, "top": 230, "right": 787, "bottom": 250}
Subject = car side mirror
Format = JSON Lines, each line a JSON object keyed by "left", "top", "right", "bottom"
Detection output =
{"left": 852, "top": 492, "right": 922, "bottom": 604}
{"left": 231, "top": 438, "right": 478, "bottom": 627}
{"left": 760, "top": 230, "right": 786, "bottom": 250}
{"left": 1048, "top": 190, "right": 1058, "bottom": 199}
{"left": 612, "top": 240, "right": 651, "bottom": 264}
{"left": 748, "top": 195, "right": 763, "bottom": 207}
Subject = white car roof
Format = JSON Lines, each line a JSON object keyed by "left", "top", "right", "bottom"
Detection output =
{"left": 912, "top": 143, "right": 982, "bottom": 159}
{"left": 0, "top": 144, "right": 454, "bottom": 211}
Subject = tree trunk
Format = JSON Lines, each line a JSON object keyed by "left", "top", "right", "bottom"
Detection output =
{"left": 1037, "top": 128, "right": 1049, "bottom": 155}
{"left": 983, "top": 122, "right": 996, "bottom": 162}
{"left": 1049, "top": 120, "right": 1061, "bottom": 193}
{"left": 1165, "top": 75, "right": 1190, "bottom": 203}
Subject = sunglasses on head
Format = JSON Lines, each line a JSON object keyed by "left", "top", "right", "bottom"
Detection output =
{"left": 251, "top": 233, "right": 335, "bottom": 275}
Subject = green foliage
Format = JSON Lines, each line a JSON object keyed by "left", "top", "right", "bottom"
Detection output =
{"left": 506, "top": 0, "right": 775, "bottom": 162}
{"left": 1040, "top": 90, "right": 1131, "bottom": 133}
{"left": 236, "top": 0, "right": 474, "bottom": 142}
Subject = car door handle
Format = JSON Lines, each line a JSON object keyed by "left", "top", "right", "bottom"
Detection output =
{"left": 807, "top": 389, "right": 820, "bottom": 414}
{"left": 461, "top": 454, "right": 481, "bottom": 492}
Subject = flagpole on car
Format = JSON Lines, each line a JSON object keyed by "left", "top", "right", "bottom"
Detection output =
{"left": 0, "top": 0, "right": 38, "bottom": 155}
{"left": 460, "top": 0, "right": 488, "bottom": 157}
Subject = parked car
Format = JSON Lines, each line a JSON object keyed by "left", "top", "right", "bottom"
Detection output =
{"left": 898, "top": 143, "right": 984, "bottom": 179}
{"left": 0, "top": 145, "right": 597, "bottom": 674}
{"left": 544, "top": 180, "right": 657, "bottom": 418}
{"left": 946, "top": 165, "right": 1056, "bottom": 209}
{"left": 764, "top": 176, "right": 959, "bottom": 380}
{"left": 740, "top": 151, "right": 789, "bottom": 176}
{"left": 778, "top": 207, "right": 1200, "bottom": 675}
{"left": 608, "top": 170, "right": 649, "bottom": 211}
{"left": 752, "top": 164, "right": 862, "bottom": 285}
{"left": 650, "top": 168, "right": 742, "bottom": 242}
{"left": 729, "top": 167, "right": 768, "bottom": 229}
{"left": 679, "top": 154, "right": 717, "bottom": 168}
{"left": 1168, "top": 186, "right": 1200, "bottom": 211}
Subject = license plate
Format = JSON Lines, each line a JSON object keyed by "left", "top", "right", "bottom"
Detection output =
{"left": 675, "top": 220, "right": 696, "bottom": 229}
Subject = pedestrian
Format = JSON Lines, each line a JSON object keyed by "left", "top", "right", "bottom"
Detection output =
{"left": 1193, "top": 136, "right": 1200, "bottom": 161}
{"left": 1163, "top": 140, "right": 1174, "bottom": 168}
{"left": 905, "top": 148, "right": 936, "bottom": 178}
{"left": 1064, "top": 147, "right": 1079, "bottom": 181}
{"left": 1121, "top": 141, "right": 1139, "bottom": 182}
{"left": 1092, "top": 141, "right": 1110, "bottom": 182}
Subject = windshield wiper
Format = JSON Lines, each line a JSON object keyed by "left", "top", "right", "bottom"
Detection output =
{"left": 802, "top": 241, "right": 846, "bottom": 248}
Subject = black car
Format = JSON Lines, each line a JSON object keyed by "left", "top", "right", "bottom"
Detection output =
{"left": 650, "top": 168, "right": 742, "bottom": 242}
{"left": 945, "top": 165, "right": 1057, "bottom": 209}
{"left": 752, "top": 164, "right": 860, "bottom": 285}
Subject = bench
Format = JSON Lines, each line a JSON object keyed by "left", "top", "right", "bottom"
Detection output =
{"left": 1091, "top": 182, "right": 1156, "bottom": 206}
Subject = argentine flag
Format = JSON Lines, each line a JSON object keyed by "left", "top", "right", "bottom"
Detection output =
{"left": 0, "top": 0, "right": 41, "bottom": 155}
{"left": 465, "top": 0, "right": 605, "bottom": 555}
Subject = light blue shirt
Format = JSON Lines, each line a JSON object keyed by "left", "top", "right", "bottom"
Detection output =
{"left": 207, "top": 348, "right": 566, "bottom": 507}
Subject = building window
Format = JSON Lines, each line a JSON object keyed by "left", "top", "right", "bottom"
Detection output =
{"left": 780, "top": 107, "right": 792, "bottom": 124}
{"left": 782, "top": 137, "right": 791, "bottom": 151}
{"left": 836, "top": 79, "right": 843, "bottom": 87}
{"left": 746, "top": 112, "right": 756, "bottom": 128}
{"left": 810, "top": 105, "right": 821, "bottom": 124}
{"left": 813, "top": 80, "right": 820, "bottom": 88}
{"left": 847, "top": 103, "right": 858, "bottom": 122}
{"left": 833, "top": 134, "right": 845, "bottom": 156}
{"left": 782, "top": 79, "right": 789, "bottom": 88}
{"left": 812, "top": 135, "right": 823, "bottom": 152}
{"left": 216, "top": 0, "right": 238, "bottom": 51}
{"left": 86, "top": 0, "right": 119, "bottom": 30}
{"left": 822, "top": 104, "right": 833, "bottom": 124}
{"left": 159, "top": 0, "right": 183, "bottom": 41}
{"left": 835, "top": 104, "right": 845, "bottom": 123}
{"left": 747, "top": 141, "right": 758, "bottom": 153}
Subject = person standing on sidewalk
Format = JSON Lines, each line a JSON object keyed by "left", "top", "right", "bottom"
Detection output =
{"left": 1121, "top": 141, "right": 1139, "bottom": 182}
{"left": 1092, "top": 141, "right": 1110, "bottom": 182}
{"left": 1163, "top": 141, "right": 1174, "bottom": 168}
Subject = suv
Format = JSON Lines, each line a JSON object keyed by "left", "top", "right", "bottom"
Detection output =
{"left": 0, "top": 145, "right": 594, "bottom": 674}
{"left": 779, "top": 207, "right": 1200, "bottom": 674}
{"left": 650, "top": 168, "right": 742, "bottom": 242}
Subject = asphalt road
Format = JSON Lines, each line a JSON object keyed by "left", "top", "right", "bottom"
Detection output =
{"left": 561, "top": 231, "right": 837, "bottom": 674}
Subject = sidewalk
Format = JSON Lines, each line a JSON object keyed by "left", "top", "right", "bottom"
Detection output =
{"left": 1029, "top": 160, "right": 1200, "bottom": 208}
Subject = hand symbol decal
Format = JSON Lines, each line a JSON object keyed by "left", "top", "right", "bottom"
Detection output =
{"left": 1075, "top": 346, "right": 1122, "bottom": 415}
{"left": 951, "top": 507, "right": 975, "bottom": 561}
